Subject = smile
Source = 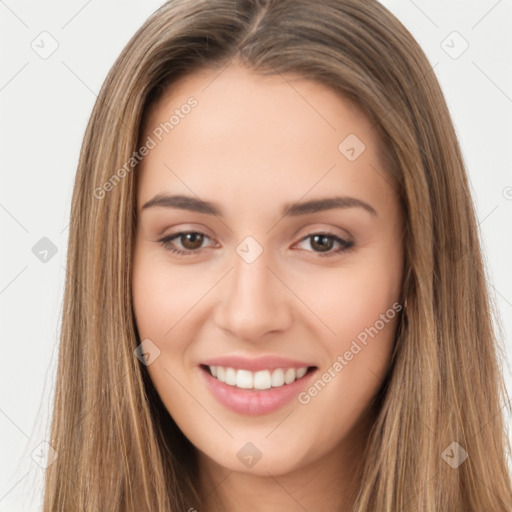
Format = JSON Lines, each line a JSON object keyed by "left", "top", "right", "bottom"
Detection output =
{"left": 199, "top": 359, "right": 318, "bottom": 415}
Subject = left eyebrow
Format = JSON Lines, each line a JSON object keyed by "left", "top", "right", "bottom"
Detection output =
{"left": 282, "top": 196, "right": 378, "bottom": 217}
{"left": 140, "top": 194, "right": 378, "bottom": 217}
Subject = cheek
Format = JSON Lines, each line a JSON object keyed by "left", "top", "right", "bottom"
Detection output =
{"left": 131, "top": 253, "right": 198, "bottom": 419}
{"left": 293, "top": 258, "right": 401, "bottom": 344}
{"left": 132, "top": 252, "right": 198, "bottom": 341}
{"left": 291, "top": 250, "right": 402, "bottom": 411}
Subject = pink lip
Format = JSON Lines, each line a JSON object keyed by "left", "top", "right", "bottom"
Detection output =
{"left": 199, "top": 365, "right": 318, "bottom": 416}
{"left": 201, "top": 355, "right": 315, "bottom": 372}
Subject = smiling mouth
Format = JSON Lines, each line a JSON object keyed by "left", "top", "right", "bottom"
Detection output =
{"left": 200, "top": 364, "right": 317, "bottom": 391}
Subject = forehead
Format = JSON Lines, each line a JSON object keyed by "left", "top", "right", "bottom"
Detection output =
{"left": 136, "top": 64, "right": 396, "bottom": 218}
{"left": 143, "top": 64, "right": 375, "bottom": 148}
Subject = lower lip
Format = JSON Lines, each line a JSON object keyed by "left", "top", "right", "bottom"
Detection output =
{"left": 199, "top": 366, "right": 317, "bottom": 415}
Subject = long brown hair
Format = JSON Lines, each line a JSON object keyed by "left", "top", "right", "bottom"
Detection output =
{"left": 43, "top": 0, "right": 512, "bottom": 510}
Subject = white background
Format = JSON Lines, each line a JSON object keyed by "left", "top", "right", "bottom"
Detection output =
{"left": 1, "top": 1, "right": 511, "bottom": 510}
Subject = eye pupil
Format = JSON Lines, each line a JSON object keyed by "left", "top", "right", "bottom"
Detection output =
{"left": 311, "top": 234, "right": 333, "bottom": 252}
{"left": 182, "top": 232, "right": 204, "bottom": 250}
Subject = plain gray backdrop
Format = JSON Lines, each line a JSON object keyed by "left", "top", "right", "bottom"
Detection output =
{"left": 1, "top": 0, "right": 511, "bottom": 510}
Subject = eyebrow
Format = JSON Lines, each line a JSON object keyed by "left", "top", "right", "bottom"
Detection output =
{"left": 141, "top": 194, "right": 378, "bottom": 217}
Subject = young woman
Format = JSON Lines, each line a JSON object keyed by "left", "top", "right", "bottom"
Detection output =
{"left": 43, "top": 0, "right": 512, "bottom": 510}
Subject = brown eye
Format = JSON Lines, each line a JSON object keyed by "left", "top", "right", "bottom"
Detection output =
{"left": 179, "top": 232, "right": 205, "bottom": 250}
{"left": 159, "top": 231, "right": 213, "bottom": 256}
{"left": 295, "top": 232, "right": 354, "bottom": 257}
{"left": 310, "top": 234, "right": 335, "bottom": 252}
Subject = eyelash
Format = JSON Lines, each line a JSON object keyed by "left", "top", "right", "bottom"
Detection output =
{"left": 158, "top": 231, "right": 354, "bottom": 258}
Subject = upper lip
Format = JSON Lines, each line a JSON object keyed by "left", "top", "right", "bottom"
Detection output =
{"left": 200, "top": 355, "right": 317, "bottom": 372}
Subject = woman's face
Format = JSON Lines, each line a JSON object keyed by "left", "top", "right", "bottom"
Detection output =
{"left": 132, "top": 63, "right": 404, "bottom": 477}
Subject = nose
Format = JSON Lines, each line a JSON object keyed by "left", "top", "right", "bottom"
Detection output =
{"left": 213, "top": 245, "right": 293, "bottom": 342}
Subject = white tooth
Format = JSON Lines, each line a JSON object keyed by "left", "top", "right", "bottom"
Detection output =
{"left": 296, "top": 367, "right": 307, "bottom": 379}
{"left": 253, "top": 370, "right": 272, "bottom": 390}
{"left": 225, "top": 367, "right": 237, "bottom": 386}
{"left": 236, "top": 369, "right": 253, "bottom": 389}
{"left": 211, "top": 365, "right": 308, "bottom": 389}
{"left": 216, "top": 366, "right": 226, "bottom": 383}
{"left": 271, "top": 368, "right": 285, "bottom": 387}
{"left": 284, "top": 368, "right": 296, "bottom": 384}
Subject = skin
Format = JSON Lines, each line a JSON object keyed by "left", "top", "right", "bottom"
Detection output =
{"left": 132, "top": 62, "right": 404, "bottom": 512}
